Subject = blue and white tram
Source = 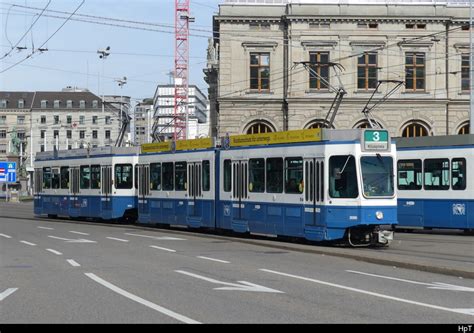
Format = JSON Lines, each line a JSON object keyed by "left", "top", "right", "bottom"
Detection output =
{"left": 34, "top": 146, "right": 139, "bottom": 220}
{"left": 217, "top": 129, "right": 396, "bottom": 245}
{"left": 137, "top": 139, "right": 216, "bottom": 228}
{"left": 396, "top": 135, "right": 473, "bottom": 231}
{"left": 137, "top": 129, "right": 397, "bottom": 246}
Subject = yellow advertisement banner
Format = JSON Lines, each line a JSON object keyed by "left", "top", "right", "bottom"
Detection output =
{"left": 175, "top": 137, "right": 214, "bottom": 151}
{"left": 229, "top": 128, "right": 321, "bottom": 147}
{"left": 141, "top": 137, "right": 214, "bottom": 153}
{"left": 141, "top": 142, "right": 171, "bottom": 153}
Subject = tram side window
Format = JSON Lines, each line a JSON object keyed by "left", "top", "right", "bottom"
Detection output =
{"left": 202, "top": 160, "right": 210, "bottom": 191}
{"left": 452, "top": 158, "right": 466, "bottom": 190}
{"left": 249, "top": 158, "right": 265, "bottom": 193}
{"left": 285, "top": 157, "right": 303, "bottom": 194}
{"left": 115, "top": 164, "right": 133, "bottom": 189}
{"left": 266, "top": 158, "right": 283, "bottom": 193}
{"left": 80, "top": 166, "right": 91, "bottom": 189}
{"left": 51, "top": 168, "right": 60, "bottom": 189}
{"left": 424, "top": 159, "right": 449, "bottom": 190}
{"left": 162, "top": 162, "right": 174, "bottom": 191}
{"left": 43, "top": 167, "right": 52, "bottom": 189}
{"left": 60, "top": 167, "right": 69, "bottom": 189}
{"left": 329, "top": 155, "right": 358, "bottom": 198}
{"left": 223, "top": 159, "right": 231, "bottom": 192}
{"left": 150, "top": 163, "right": 161, "bottom": 191}
{"left": 397, "top": 159, "right": 422, "bottom": 190}
{"left": 175, "top": 162, "right": 187, "bottom": 191}
{"left": 90, "top": 165, "right": 101, "bottom": 189}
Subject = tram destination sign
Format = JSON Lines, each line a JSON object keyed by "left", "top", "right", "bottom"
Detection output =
{"left": 362, "top": 130, "right": 390, "bottom": 151}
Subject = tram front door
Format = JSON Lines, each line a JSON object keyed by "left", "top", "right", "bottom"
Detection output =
{"left": 303, "top": 158, "right": 325, "bottom": 227}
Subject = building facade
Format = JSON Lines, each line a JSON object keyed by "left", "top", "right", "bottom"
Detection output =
{"left": 206, "top": 0, "right": 471, "bottom": 138}
{"left": 0, "top": 89, "right": 122, "bottom": 194}
{"left": 133, "top": 98, "right": 154, "bottom": 145}
{"left": 152, "top": 84, "right": 209, "bottom": 141}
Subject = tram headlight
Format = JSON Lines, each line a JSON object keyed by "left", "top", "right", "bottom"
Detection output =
{"left": 375, "top": 211, "right": 384, "bottom": 220}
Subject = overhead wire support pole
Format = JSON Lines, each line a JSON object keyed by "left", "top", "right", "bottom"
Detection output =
{"left": 470, "top": 0, "right": 473, "bottom": 134}
{"left": 294, "top": 61, "right": 346, "bottom": 128}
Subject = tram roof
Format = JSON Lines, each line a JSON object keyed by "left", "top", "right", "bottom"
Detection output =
{"left": 394, "top": 134, "right": 474, "bottom": 149}
{"left": 35, "top": 146, "right": 139, "bottom": 161}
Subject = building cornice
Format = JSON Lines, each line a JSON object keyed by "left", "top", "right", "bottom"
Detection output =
{"left": 301, "top": 40, "right": 338, "bottom": 50}
{"left": 242, "top": 41, "right": 279, "bottom": 50}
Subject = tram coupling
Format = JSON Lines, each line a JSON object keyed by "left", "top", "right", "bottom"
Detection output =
{"left": 347, "top": 226, "right": 394, "bottom": 247}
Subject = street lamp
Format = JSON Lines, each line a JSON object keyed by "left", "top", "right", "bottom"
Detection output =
{"left": 97, "top": 46, "right": 111, "bottom": 113}
{"left": 115, "top": 77, "right": 127, "bottom": 139}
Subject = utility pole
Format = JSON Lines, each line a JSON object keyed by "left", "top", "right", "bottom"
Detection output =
{"left": 97, "top": 46, "right": 110, "bottom": 114}
{"left": 470, "top": 0, "right": 473, "bottom": 134}
{"left": 116, "top": 77, "right": 127, "bottom": 138}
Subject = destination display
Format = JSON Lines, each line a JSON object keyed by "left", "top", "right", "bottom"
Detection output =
{"left": 362, "top": 130, "right": 390, "bottom": 151}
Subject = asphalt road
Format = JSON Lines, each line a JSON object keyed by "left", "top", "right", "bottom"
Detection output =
{"left": 1, "top": 204, "right": 473, "bottom": 323}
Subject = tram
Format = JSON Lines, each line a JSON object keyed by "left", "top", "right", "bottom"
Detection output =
{"left": 396, "top": 134, "right": 473, "bottom": 231}
{"left": 33, "top": 128, "right": 397, "bottom": 246}
{"left": 137, "top": 128, "right": 397, "bottom": 246}
{"left": 34, "top": 146, "right": 139, "bottom": 221}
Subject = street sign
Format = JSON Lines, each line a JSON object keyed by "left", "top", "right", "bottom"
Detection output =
{"left": 0, "top": 162, "right": 17, "bottom": 183}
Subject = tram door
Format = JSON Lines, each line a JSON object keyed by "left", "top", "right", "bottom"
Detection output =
{"left": 101, "top": 165, "right": 112, "bottom": 211}
{"left": 304, "top": 158, "right": 325, "bottom": 226}
{"left": 69, "top": 167, "right": 80, "bottom": 214}
{"left": 33, "top": 168, "right": 43, "bottom": 214}
{"left": 137, "top": 164, "right": 150, "bottom": 215}
{"left": 188, "top": 162, "right": 202, "bottom": 217}
{"left": 231, "top": 160, "right": 248, "bottom": 222}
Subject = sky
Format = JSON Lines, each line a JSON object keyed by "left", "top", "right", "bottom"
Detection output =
{"left": 0, "top": 0, "right": 221, "bottom": 103}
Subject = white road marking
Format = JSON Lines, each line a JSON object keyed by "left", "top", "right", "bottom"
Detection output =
{"left": 48, "top": 235, "right": 96, "bottom": 243}
{"left": 0, "top": 288, "right": 18, "bottom": 301}
{"left": 176, "top": 270, "right": 283, "bottom": 293}
{"left": 46, "top": 248, "right": 62, "bottom": 255}
{"left": 197, "top": 256, "right": 230, "bottom": 264}
{"left": 84, "top": 273, "right": 200, "bottom": 324}
{"left": 346, "top": 270, "right": 474, "bottom": 292}
{"left": 37, "top": 226, "right": 54, "bottom": 230}
{"left": 69, "top": 231, "right": 90, "bottom": 236}
{"left": 125, "top": 233, "right": 185, "bottom": 241}
{"left": 0, "top": 233, "right": 12, "bottom": 238}
{"left": 20, "top": 240, "right": 37, "bottom": 246}
{"left": 67, "top": 259, "right": 81, "bottom": 267}
{"left": 150, "top": 245, "right": 176, "bottom": 253}
{"left": 260, "top": 269, "right": 474, "bottom": 316}
{"left": 106, "top": 237, "right": 129, "bottom": 242}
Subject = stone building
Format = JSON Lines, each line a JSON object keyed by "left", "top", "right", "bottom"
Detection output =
{"left": 0, "top": 89, "right": 121, "bottom": 194}
{"left": 205, "top": 0, "right": 471, "bottom": 138}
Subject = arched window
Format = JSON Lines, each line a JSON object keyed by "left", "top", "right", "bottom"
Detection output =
{"left": 245, "top": 121, "right": 274, "bottom": 134}
{"left": 353, "top": 120, "right": 383, "bottom": 129}
{"left": 457, "top": 122, "right": 470, "bottom": 135}
{"left": 401, "top": 121, "right": 430, "bottom": 138}
{"left": 305, "top": 119, "right": 333, "bottom": 129}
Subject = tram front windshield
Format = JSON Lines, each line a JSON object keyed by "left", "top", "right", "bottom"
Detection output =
{"left": 361, "top": 155, "right": 394, "bottom": 197}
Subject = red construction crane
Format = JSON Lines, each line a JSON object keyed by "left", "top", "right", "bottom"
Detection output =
{"left": 174, "top": 0, "right": 192, "bottom": 140}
